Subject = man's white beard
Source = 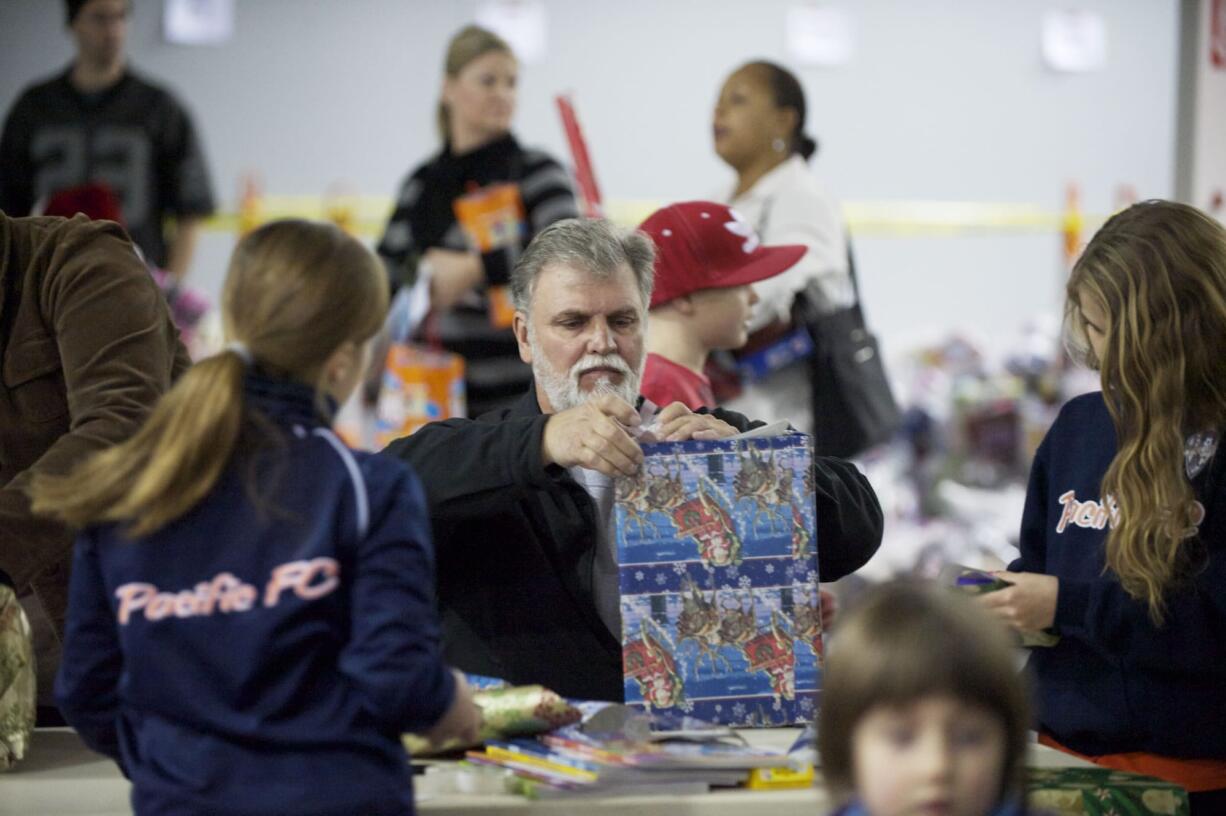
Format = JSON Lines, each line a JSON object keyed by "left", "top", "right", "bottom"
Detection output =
{"left": 529, "top": 324, "right": 643, "bottom": 412}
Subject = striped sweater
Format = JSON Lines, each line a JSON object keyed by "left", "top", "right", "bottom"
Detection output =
{"left": 377, "top": 134, "right": 579, "bottom": 418}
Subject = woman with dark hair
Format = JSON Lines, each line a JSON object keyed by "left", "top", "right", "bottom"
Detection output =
{"left": 378, "top": 26, "right": 579, "bottom": 418}
{"left": 712, "top": 61, "right": 854, "bottom": 434}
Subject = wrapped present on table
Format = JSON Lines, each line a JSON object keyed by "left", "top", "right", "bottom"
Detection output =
{"left": 404, "top": 681, "right": 581, "bottom": 757}
{"left": 1027, "top": 767, "right": 1189, "bottom": 816}
{"left": 615, "top": 431, "right": 821, "bottom": 727}
{"left": 0, "top": 584, "right": 36, "bottom": 771}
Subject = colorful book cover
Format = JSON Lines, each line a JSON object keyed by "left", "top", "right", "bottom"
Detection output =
{"left": 615, "top": 432, "right": 822, "bottom": 727}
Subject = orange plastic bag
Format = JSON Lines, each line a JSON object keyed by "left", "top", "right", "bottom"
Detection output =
{"left": 453, "top": 183, "right": 525, "bottom": 329}
{"left": 374, "top": 344, "right": 466, "bottom": 446}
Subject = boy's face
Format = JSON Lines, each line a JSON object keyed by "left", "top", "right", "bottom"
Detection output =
{"left": 690, "top": 284, "right": 759, "bottom": 351}
{"left": 851, "top": 695, "right": 1007, "bottom": 816}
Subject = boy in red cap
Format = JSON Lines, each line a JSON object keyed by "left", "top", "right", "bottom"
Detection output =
{"left": 638, "top": 200, "right": 806, "bottom": 410}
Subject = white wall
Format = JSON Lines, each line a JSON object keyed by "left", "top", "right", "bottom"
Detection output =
{"left": 0, "top": 0, "right": 1181, "bottom": 358}
{"left": 1191, "top": 0, "right": 1226, "bottom": 210}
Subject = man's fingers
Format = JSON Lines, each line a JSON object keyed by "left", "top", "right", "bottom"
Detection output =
{"left": 978, "top": 589, "right": 1011, "bottom": 609}
{"left": 591, "top": 393, "right": 640, "bottom": 426}
{"left": 583, "top": 428, "right": 641, "bottom": 476}
{"left": 582, "top": 444, "right": 637, "bottom": 478}
{"left": 655, "top": 402, "right": 692, "bottom": 425}
{"left": 657, "top": 415, "right": 701, "bottom": 439}
{"left": 656, "top": 414, "right": 738, "bottom": 441}
{"left": 664, "top": 417, "right": 714, "bottom": 441}
{"left": 592, "top": 415, "right": 644, "bottom": 465}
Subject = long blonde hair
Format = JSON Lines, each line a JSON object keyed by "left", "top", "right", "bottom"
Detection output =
{"left": 437, "top": 25, "right": 513, "bottom": 143}
{"left": 1066, "top": 200, "right": 1226, "bottom": 624}
{"left": 30, "top": 219, "right": 388, "bottom": 537}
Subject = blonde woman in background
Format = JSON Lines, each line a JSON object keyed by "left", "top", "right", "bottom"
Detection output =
{"left": 378, "top": 25, "right": 579, "bottom": 419}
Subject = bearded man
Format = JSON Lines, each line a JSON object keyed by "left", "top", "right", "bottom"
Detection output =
{"left": 382, "top": 217, "right": 882, "bottom": 701}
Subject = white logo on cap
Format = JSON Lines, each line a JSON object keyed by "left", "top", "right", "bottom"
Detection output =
{"left": 723, "top": 209, "right": 760, "bottom": 254}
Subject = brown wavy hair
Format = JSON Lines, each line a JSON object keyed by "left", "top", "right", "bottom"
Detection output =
{"left": 1065, "top": 200, "right": 1226, "bottom": 624}
{"left": 30, "top": 219, "right": 388, "bottom": 537}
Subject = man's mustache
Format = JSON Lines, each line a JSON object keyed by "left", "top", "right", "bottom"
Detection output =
{"left": 569, "top": 354, "right": 633, "bottom": 380}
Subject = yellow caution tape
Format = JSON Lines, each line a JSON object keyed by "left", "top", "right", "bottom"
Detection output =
{"left": 200, "top": 195, "right": 1108, "bottom": 238}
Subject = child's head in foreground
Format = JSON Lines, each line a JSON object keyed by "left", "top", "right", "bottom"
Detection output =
{"left": 818, "top": 582, "right": 1030, "bottom": 816}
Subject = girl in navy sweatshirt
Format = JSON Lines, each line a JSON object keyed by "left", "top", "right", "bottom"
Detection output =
{"left": 30, "top": 219, "right": 482, "bottom": 815}
{"left": 983, "top": 200, "right": 1226, "bottom": 813}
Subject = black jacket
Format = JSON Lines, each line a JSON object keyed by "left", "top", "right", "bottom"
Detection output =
{"left": 383, "top": 388, "right": 883, "bottom": 701}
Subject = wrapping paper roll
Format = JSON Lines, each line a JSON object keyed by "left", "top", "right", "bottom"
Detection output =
{"left": 404, "top": 683, "right": 581, "bottom": 757}
{"left": 0, "top": 585, "right": 36, "bottom": 771}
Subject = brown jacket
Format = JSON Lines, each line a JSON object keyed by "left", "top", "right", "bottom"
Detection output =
{"left": 0, "top": 213, "right": 189, "bottom": 633}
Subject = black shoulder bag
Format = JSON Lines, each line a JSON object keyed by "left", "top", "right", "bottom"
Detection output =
{"left": 791, "top": 242, "right": 901, "bottom": 458}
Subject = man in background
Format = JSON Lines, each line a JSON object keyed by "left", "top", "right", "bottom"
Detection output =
{"left": 0, "top": 0, "right": 215, "bottom": 281}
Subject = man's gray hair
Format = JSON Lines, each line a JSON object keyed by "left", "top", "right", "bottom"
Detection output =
{"left": 511, "top": 218, "right": 655, "bottom": 313}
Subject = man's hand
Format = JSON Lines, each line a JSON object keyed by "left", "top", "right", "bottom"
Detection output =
{"left": 654, "top": 402, "right": 738, "bottom": 442}
{"left": 425, "top": 670, "right": 484, "bottom": 749}
{"left": 426, "top": 248, "right": 483, "bottom": 313}
{"left": 979, "top": 571, "right": 1059, "bottom": 633}
{"left": 542, "top": 394, "right": 643, "bottom": 477}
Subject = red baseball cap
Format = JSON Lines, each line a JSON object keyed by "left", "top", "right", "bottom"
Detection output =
{"left": 638, "top": 200, "right": 806, "bottom": 308}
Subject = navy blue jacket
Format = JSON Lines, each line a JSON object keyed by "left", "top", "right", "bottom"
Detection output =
{"left": 1012, "top": 392, "right": 1226, "bottom": 758}
{"left": 55, "top": 375, "right": 455, "bottom": 816}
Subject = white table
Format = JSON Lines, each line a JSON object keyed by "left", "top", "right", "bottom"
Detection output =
{"left": 0, "top": 728, "right": 1092, "bottom": 816}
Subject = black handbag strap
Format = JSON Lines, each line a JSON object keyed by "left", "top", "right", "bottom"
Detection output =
{"left": 845, "top": 236, "right": 864, "bottom": 308}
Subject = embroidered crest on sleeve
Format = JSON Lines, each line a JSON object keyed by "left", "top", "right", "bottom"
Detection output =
{"left": 1185, "top": 430, "right": 1219, "bottom": 480}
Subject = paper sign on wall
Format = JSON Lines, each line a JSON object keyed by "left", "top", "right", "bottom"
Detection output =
{"left": 1041, "top": 10, "right": 1107, "bottom": 73}
{"left": 475, "top": 0, "right": 548, "bottom": 64}
{"left": 786, "top": 4, "right": 855, "bottom": 67}
{"left": 162, "top": 0, "right": 234, "bottom": 46}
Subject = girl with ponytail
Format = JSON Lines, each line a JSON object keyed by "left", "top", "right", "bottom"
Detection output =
{"left": 983, "top": 200, "right": 1226, "bottom": 813}
{"left": 30, "top": 219, "right": 481, "bottom": 815}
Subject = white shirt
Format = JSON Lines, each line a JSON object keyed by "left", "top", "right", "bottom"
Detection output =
{"left": 725, "top": 155, "right": 854, "bottom": 331}
{"left": 568, "top": 465, "right": 621, "bottom": 637}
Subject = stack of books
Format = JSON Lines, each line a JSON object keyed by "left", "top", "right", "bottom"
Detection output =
{"left": 464, "top": 716, "right": 801, "bottom": 799}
